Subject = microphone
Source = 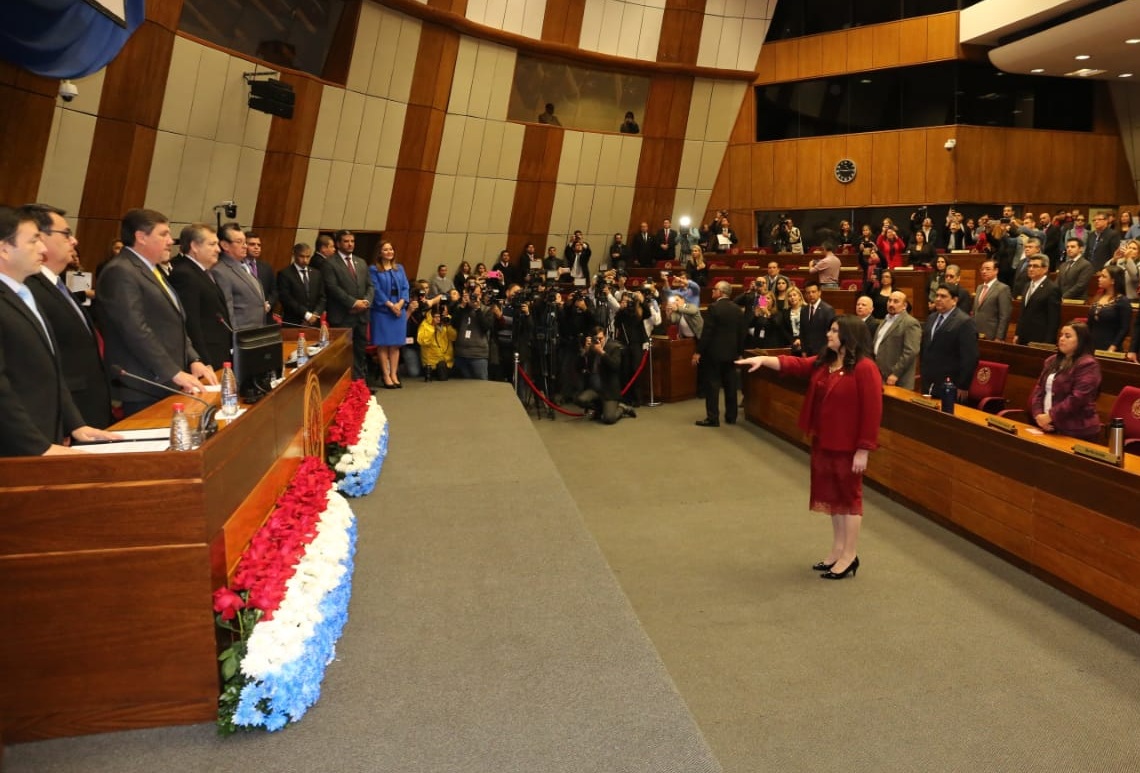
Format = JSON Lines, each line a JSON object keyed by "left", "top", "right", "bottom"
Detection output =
{"left": 215, "top": 313, "right": 234, "bottom": 333}
{"left": 271, "top": 314, "right": 318, "bottom": 329}
{"left": 110, "top": 365, "right": 219, "bottom": 439}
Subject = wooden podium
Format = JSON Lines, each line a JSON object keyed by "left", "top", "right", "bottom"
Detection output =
{"left": 0, "top": 330, "right": 352, "bottom": 744}
{"left": 650, "top": 336, "right": 698, "bottom": 402}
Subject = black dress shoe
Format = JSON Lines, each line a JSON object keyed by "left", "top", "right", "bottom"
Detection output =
{"left": 821, "top": 556, "right": 859, "bottom": 580}
{"left": 726, "top": 417, "right": 737, "bottom": 425}
{"left": 811, "top": 561, "right": 836, "bottom": 572}
{"left": 695, "top": 419, "right": 720, "bottom": 427}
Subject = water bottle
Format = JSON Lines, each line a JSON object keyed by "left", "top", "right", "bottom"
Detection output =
{"left": 296, "top": 333, "right": 309, "bottom": 366}
{"left": 940, "top": 376, "right": 956, "bottom": 414}
{"left": 169, "top": 403, "right": 193, "bottom": 451}
{"left": 1108, "top": 418, "right": 1125, "bottom": 464}
{"left": 220, "top": 361, "right": 238, "bottom": 417}
{"left": 318, "top": 313, "right": 330, "bottom": 347}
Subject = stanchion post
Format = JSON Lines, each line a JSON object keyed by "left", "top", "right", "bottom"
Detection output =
{"left": 646, "top": 340, "right": 661, "bottom": 407}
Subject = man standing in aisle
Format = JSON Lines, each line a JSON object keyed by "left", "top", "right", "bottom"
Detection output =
{"left": 23, "top": 203, "right": 112, "bottom": 428}
{"left": 95, "top": 208, "right": 218, "bottom": 416}
{"left": 322, "top": 229, "right": 373, "bottom": 380}
{"left": 920, "top": 284, "right": 978, "bottom": 399}
{"left": 693, "top": 281, "right": 745, "bottom": 427}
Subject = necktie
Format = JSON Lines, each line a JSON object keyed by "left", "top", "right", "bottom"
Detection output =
{"left": 245, "top": 259, "right": 258, "bottom": 278}
{"left": 56, "top": 276, "right": 90, "bottom": 330}
{"left": 809, "top": 304, "right": 815, "bottom": 321}
{"left": 976, "top": 283, "right": 988, "bottom": 309}
{"left": 1025, "top": 282, "right": 1036, "bottom": 303}
{"left": 16, "top": 284, "right": 53, "bottom": 352}
{"left": 931, "top": 313, "right": 945, "bottom": 337}
{"left": 152, "top": 266, "right": 180, "bottom": 311}
{"left": 344, "top": 255, "right": 357, "bottom": 279}
{"left": 300, "top": 267, "right": 309, "bottom": 290}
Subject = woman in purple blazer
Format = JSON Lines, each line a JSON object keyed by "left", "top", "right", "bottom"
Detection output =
{"left": 1029, "top": 322, "right": 1102, "bottom": 441}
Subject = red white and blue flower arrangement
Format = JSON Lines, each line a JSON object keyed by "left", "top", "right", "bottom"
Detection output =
{"left": 212, "top": 379, "right": 388, "bottom": 734}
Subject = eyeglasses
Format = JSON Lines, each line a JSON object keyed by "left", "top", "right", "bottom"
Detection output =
{"left": 44, "top": 228, "right": 74, "bottom": 239}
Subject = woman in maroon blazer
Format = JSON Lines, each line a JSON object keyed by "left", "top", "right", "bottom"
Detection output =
{"left": 1029, "top": 322, "right": 1102, "bottom": 441}
{"left": 738, "top": 315, "right": 883, "bottom": 580}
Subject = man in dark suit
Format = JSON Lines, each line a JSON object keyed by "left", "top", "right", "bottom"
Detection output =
{"left": 920, "top": 284, "right": 978, "bottom": 399}
{"left": 322, "top": 229, "right": 374, "bottom": 379}
{"left": 630, "top": 221, "right": 655, "bottom": 268}
{"left": 1041, "top": 213, "right": 1064, "bottom": 269}
{"left": 693, "top": 281, "right": 746, "bottom": 427}
{"left": 574, "top": 326, "right": 631, "bottom": 424}
{"left": 0, "top": 207, "right": 119, "bottom": 455}
{"left": 797, "top": 280, "right": 835, "bottom": 356}
{"left": 1085, "top": 213, "right": 1121, "bottom": 271}
{"left": 23, "top": 203, "right": 112, "bottom": 428}
{"left": 213, "top": 223, "right": 268, "bottom": 329}
{"left": 245, "top": 231, "right": 278, "bottom": 321}
{"left": 1013, "top": 255, "right": 1062, "bottom": 346}
{"left": 278, "top": 242, "right": 326, "bottom": 326}
{"left": 854, "top": 295, "right": 879, "bottom": 337}
{"left": 168, "top": 223, "right": 232, "bottom": 370}
{"left": 656, "top": 218, "right": 678, "bottom": 263}
{"left": 95, "top": 208, "right": 218, "bottom": 416}
{"left": 1056, "top": 237, "right": 1094, "bottom": 300}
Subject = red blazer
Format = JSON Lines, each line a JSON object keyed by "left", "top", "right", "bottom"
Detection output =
{"left": 1029, "top": 354, "right": 1102, "bottom": 440}
{"left": 876, "top": 234, "right": 906, "bottom": 269}
{"left": 778, "top": 355, "right": 882, "bottom": 452}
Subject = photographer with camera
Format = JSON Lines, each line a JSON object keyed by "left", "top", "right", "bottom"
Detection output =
{"left": 417, "top": 301, "right": 456, "bottom": 381}
{"left": 556, "top": 290, "right": 595, "bottom": 401}
{"left": 451, "top": 282, "right": 495, "bottom": 379}
{"left": 575, "top": 326, "right": 635, "bottom": 424}
{"left": 612, "top": 284, "right": 652, "bottom": 405}
{"left": 490, "top": 283, "right": 534, "bottom": 382}
{"left": 770, "top": 215, "right": 803, "bottom": 254}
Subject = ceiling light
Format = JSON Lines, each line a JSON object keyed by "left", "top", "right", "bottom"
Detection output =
{"left": 1030, "top": 68, "right": 1044, "bottom": 73}
{"left": 1126, "top": 39, "right": 1140, "bottom": 44}
{"left": 1121, "top": 73, "right": 1134, "bottom": 78}
{"left": 1075, "top": 54, "right": 1090, "bottom": 60}
{"left": 1066, "top": 68, "right": 1106, "bottom": 77}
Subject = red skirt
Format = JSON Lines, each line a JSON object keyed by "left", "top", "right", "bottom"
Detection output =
{"left": 808, "top": 440, "right": 864, "bottom": 516}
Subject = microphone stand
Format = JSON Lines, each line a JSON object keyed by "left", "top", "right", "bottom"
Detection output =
{"left": 112, "top": 366, "right": 219, "bottom": 440}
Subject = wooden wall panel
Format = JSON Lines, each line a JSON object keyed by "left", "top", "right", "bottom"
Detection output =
{"left": 871, "top": 23, "right": 900, "bottom": 70}
{"left": 797, "top": 36, "right": 822, "bottom": 81}
{"left": 507, "top": 125, "right": 564, "bottom": 258}
{"left": 816, "top": 135, "right": 846, "bottom": 205}
{"left": 818, "top": 34, "right": 848, "bottom": 78}
{"left": 749, "top": 142, "right": 774, "bottom": 207}
{"left": 896, "top": 130, "right": 926, "bottom": 204}
{"left": 772, "top": 141, "right": 798, "bottom": 206}
{"left": 773, "top": 40, "right": 799, "bottom": 82}
{"left": 923, "top": 128, "right": 955, "bottom": 203}
{"left": 627, "top": 75, "right": 694, "bottom": 235}
{"left": 926, "top": 13, "right": 960, "bottom": 61}
{"left": 0, "top": 63, "right": 57, "bottom": 207}
{"left": 897, "top": 18, "right": 927, "bottom": 65}
{"left": 845, "top": 27, "right": 875, "bottom": 73}
{"left": 730, "top": 86, "right": 754, "bottom": 145}
{"left": 794, "top": 137, "right": 822, "bottom": 207}
{"left": 659, "top": 0, "right": 707, "bottom": 66}
{"left": 842, "top": 133, "right": 874, "bottom": 207}
{"left": 870, "top": 131, "right": 900, "bottom": 204}
{"left": 541, "top": 0, "right": 588, "bottom": 46}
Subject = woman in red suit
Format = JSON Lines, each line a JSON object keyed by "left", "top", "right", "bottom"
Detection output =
{"left": 737, "top": 316, "right": 882, "bottom": 580}
{"left": 1029, "top": 322, "right": 1102, "bottom": 441}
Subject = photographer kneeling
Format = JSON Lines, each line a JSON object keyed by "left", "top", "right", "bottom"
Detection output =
{"left": 575, "top": 326, "right": 636, "bottom": 424}
{"left": 418, "top": 304, "right": 456, "bottom": 381}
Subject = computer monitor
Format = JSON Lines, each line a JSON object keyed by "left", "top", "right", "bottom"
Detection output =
{"left": 232, "top": 324, "right": 283, "bottom": 401}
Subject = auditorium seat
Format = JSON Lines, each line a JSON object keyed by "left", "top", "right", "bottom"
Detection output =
{"left": 967, "top": 360, "right": 1009, "bottom": 413}
{"left": 843, "top": 280, "right": 861, "bottom": 291}
{"left": 1106, "top": 386, "right": 1140, "bottom": 452}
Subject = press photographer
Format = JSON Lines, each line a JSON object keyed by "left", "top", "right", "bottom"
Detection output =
{"left": 451, "top": 283, "right": 495, "bottom": 380}
{"left": 417, "top": 303, "right": 456, "bottom": 381}
{"left": 574, "top": 326, "right": 636, "bottom": 424}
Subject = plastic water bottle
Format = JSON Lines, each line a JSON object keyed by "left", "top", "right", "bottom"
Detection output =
{"left": 940, "top": 377, "right": 956, "bottom": 414}
{"left": 169, "top": 403, "right": 193, "bottom": 451}
{"left": 296, "top": 333, "right": 309, "bottom": 366}
{"left": 220, "top": 361, "right": 238, "bottom": 417}
{"left": 318, "top": 313, "right": 330, "bottom": 347}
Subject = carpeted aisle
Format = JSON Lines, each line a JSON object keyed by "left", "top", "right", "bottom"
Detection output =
{"left": 5, "top": 380, "right": 721, "bottom": 773}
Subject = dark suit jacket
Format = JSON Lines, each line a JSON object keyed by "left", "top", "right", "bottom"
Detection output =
{"left": 1016, "top": 279, "right": 1062, "bottom": 345}
{"left": 213, "top": 253, "right": 267, "bottom": 330}
{"left": 322, "top": 252, "right": 374, "bottom": 328}
{"left": 655, "top": 228, "right": 677, "bottom": 261}
{"left": 168, "top": 255, "right": 232, "bottom": 370}
{"left": 252, "top": 259, "right": 278, "bottom": 322}
{"left": 278, "top": 263, "right": 327, "bottom": 326}
{"left": 94, "top": 248, "right": 200, "bottom": 405}
{"left": 0, "top": 280, "right": 85, "bottom": 455}
{"left": 798, "top": 300, "right": 835, "bottom": 356}
{"left": 920, "top": 306, "right": 978, "bottom": 393}
{"left": 630, "top": 231, "right": 655, "bottom": 267}
{"left": 1085, "top": 228, "right": 1121, "bottom": 272}
{"left": 698, "top": 297, "right": 746, "bottom": 362}
{"left": 26, "top": 272, "right": 112, "bottom": 428}
{"left": 1057, "top": 256, "right": 1094, "bottom": 300}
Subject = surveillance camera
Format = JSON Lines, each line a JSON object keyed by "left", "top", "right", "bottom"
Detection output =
{"left": 944, "top": 138, "right": 957, "bottom": 151}
{"left": 215, "top": 201, "right": 238, "bottom": 219}
{"left": 59, "top": 80, "right": 78, "bottom": 103}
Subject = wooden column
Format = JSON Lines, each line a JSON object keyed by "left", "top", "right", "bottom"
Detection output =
{"left": 627, "top": 74, "right": 694, "bottom": 236}
{"left": 0, "top": 62, "right": 58, "bottom": 207}
{"left": 506, "top": 125, "right": 564, "bottom": 260}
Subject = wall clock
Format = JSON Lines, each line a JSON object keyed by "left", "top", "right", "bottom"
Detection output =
{"left": 835, "top": 158, "right": 857, "bottom": 184}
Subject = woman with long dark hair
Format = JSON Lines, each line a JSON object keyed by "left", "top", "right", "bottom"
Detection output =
{"left": 1087, "top": 265, "right": 1132, "bottom": 352}
{"left": 737, "top": 316, "right": 882, "bottom": 580}
{"left": 1028, "top": 323, "right": 1101, "bottom": 441}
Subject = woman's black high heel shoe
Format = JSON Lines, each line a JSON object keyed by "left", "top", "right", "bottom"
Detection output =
{"left": 812, "top": 561, "right": 836, "bottom": 572}
{"left": 821, "top": 556, "right": 859, "bottom": 580}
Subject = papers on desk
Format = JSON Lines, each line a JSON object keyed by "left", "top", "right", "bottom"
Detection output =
{"left": 110, "top": 428, "right": 171, "bottom": 441}
{"left": 77, "top": 440, "right": 172, "bottom": 454}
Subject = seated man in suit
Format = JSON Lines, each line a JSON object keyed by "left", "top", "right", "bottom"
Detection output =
{"left": 873, "top": 290, "right": 922, "bottom": 388}
{"left": 213, "top": 222, "right": 269, "bottom": 329}
{"left": 95, "top": 208, "right": 218, "bottom": 416}
{"left": 23, "top": 203, "right": 112, "bottom": 428}
{"left": 920, "top": 284, "right": 978, "bottom": 399}
{"left": 971, "top": 258, "right": 1012, "bottom": 341}
{"left": 168, "top": 223, "right": 232, "bottom": 370}
{"left": 1013, "top": 256, "right": 1062, "bottom": 345}
{"left": 277, "top": 242, "right": 327, "bottom": 326}
{"left": 0, "top": 206, "right": 119, "bottom": 455}
{"left": 797, "top": 280, "right": 835, "bottom": 356}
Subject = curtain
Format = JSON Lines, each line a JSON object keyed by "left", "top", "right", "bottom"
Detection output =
{"left": 0, "top": 0, "right": 145, "bottom": 80}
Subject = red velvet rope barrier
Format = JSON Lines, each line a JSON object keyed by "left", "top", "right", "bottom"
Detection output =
{"left": 516, "top": 346, "right": 650, "bottom": 417}
{"left": 620, "top": 347, "right": 650, "bottom": 396}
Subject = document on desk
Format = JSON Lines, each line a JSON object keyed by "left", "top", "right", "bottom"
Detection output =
{"left": 76, "top": 440, "right": 172, "bottom": 454}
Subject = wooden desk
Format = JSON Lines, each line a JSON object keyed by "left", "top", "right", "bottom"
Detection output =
{"left": 0, "top": 330, "right": 352, "bottom": 743}
{"left": 741, "top": 364, "right": 1140, "bottom": 629}
{"left": 649, "top": 336, "right": 697, "bottom": 402}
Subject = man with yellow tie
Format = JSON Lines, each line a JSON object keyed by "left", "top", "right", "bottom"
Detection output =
{"left": 94, "top": 208, "right": 218, "bottom": 416}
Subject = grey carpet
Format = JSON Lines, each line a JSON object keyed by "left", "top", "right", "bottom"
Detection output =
{"left": 5, "top": 381, "right": 720, "bottom": 773}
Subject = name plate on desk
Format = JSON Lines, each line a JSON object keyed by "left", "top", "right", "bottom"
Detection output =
{"left": 1073, "top": 443, "right": 1124, "bottom": 467}
{"left": 1027, "top": 342, "right": 1058, "bottom": 351}
{"left": 985, "top": 416, "right": 1018, "bottom": 434}
{"left": 1095, "top": 349, "right": 1127, "bottom": 361}
{"left": 909, "top": 395, "right": 941, "bottom": 409}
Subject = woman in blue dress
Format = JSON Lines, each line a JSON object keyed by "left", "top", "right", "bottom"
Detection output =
{"left": 370, "top": 241, "right": 409, "bottom": 388}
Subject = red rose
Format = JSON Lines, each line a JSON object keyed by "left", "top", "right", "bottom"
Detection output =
{"left": 213, "top": 587, "right": 245, "bottom": 621}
